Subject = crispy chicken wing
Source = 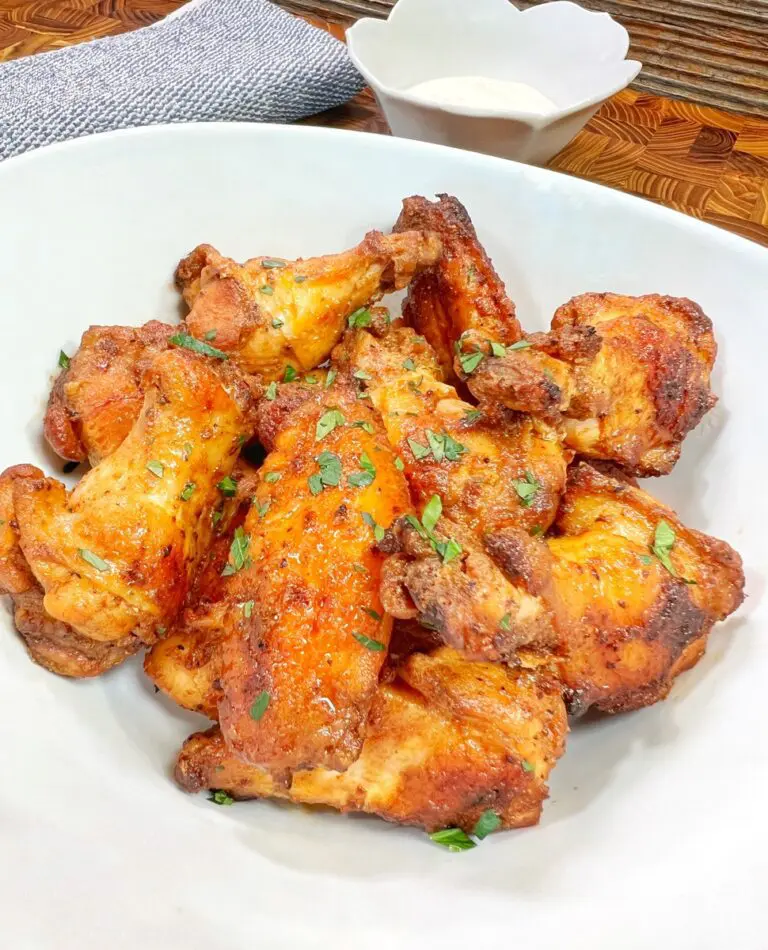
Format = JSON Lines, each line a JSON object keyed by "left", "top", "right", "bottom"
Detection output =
{"left": 465, "top": 294, "right": 717, "bottom": 477}
{"left": 550, "top": 463, "right": 744, "bottom": 714}
{"left": 14, "top": 348, "right": 257, "bottom": 650}
{"left": 0, "top": 465, "right": 138, "bottom": 676}
{"left": 393, "top": 194, "right": 523, "bottom": 378}
{"left": 335, "top": 326, "right": 568, "bottom": 659}
{"left": 209, "top": 379, "right": 411, "bottom": 774}
{"left": 176, "top": 647, "right": 567, "bottom": 834}
{"left": 45, "top": 321, "right": 175, "bottom": 464}
{"left": 176, "top": 229, "right": 441, "bottom": 379}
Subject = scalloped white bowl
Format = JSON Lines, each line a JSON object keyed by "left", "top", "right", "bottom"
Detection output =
{"left": 0, "top": 124, "right": 765, "bottom": 949}
{"left": 347, "top": 0, "right": 642, "bottom": 164}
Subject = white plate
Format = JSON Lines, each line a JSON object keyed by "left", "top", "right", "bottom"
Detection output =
{"left": 0, "top": 124, "right": 765, "bottom": 950}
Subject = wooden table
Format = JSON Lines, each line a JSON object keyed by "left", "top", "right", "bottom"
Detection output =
{"left": 2, "top": 0, "right": 768, "bottom": 246}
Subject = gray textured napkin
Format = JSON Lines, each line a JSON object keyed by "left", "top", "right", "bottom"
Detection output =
{"left": 0, "top": 0, "right": 364, "bottom": 161}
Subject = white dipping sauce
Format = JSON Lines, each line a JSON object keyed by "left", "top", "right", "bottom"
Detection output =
{"left": 407, "top": 76, "right": 556, "bottom": 115}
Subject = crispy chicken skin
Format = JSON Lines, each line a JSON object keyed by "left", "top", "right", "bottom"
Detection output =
{"left": 44, "top": 321, "right": 175, "bottom": 464}
{"left": 550, "top": 463, "right": 744, "bottom": 715}
{"left": 176, "top": 229, "right": 442, "bottom": 379}
{"left": 393, "top": 194, "right": 523, "bottom": 378}
{"left": 14, "top": 348, "right": 257, "bottom": 649}
{"left": 216, "top": 380, "right": 411, "bottom": 774}
{"left": 0, "top": 465, "right": 138, "bottom": 676}
{"left": 335, "top": 326, "right": 567, "bottom": 657}
{"left": 468, "top": 294, "right": 717, "bottom": 477}
{"left": 176, "top": 647, "right": 568, "bottom": 834}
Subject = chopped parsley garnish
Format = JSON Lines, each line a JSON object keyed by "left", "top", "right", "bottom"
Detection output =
{"left": 211, "top": 509, "right": 223, "bottom": 527}
{"left": 255, "top": 499, "right": 271, "bottom": 518}
{"left": 409, "top": 431, "right": 466, "bottom": 464}
{"left": 78, "top": 548, "right": 111, "bottom": 572}
{"left": 260, "top": 285, "right": 274, "bottom": 296}
{"left": 640, "top": 554, "right": 653, "bottom": 566}
{"left": 353, "top": 369, "right": 372, "bottom": 381}
{"left": 169, "top": 332, "right": 228, "bottom": 360}
{"left": 651, "top": 521, "right": 679, "bottom": 577}
{"left": 394, "top": 457, "right": 404, "bottom": 471}
{"left": 264, "top": 471, "right": 282, "bottom": 483}
{"left": 265, "top": 381, "right": 277, "bottom": 401}
{"left": 179, "top": 482, "right": 196, "bottom": 501}
{"left": 204, "top": 330, "right": 217, "bottom": 341}
{"left": 512, "top": 471, "right": 541, "bottom": 508}
{"left": 146, "top": 460, "right": 164, "bottom": 478}
{"left": 499, "top": 613, "right": 512, "bottom": 632}
{"left": 364, "top": 607, "right": 382, "bottom": 622}
{"left": 350, "top": 420, "right": 375, "bottom": 434}
{"left": 217, "top": 475, "right": 238, "bottom": 497}
{"left": 429, "top": 828, "right": 476, "bottom": 852}
{"left": 508, "top": 339, "right": 533, "bottom": 351}
{"left": 521, "top": 760, "right": 535, "bottom": 773}
{"left": 362, "top": 512, "right": 385, "bottom": 543}
{"left": 348, "top": 452, "right": 376, "bottom": 488}
{"left": 58, "top": 350, "right": 70, "bottom": 370}
{"left": 304, "top": 375, "right": 318, "bottom": 384}
{"left": 529, "top": 525, "right": 544, "bottom": 537}
{"left": 309, "top": 451, "right": 342, "bottom": 495}
{"left": 294, "top": 275, "right": 307, "bottom": 283}
{"left": 402, "top": 358, "right": 416, "bottom": 371}
{"left": 352, "top": 563, "right": 368, "bottom": 574}
{"left": 182, "top": 442, "right": 193, "bottom": 461}
{"left": 271, "top": 318, "right": 284, "bottom": 329}
{"left": 283, "top": 365, "right": 297, "bottom": 383}
{"left": 241, "top": 600, "right": 254, "bottom": 618}
{"left": 473, "top": 810, "right": 501, "bottom": 840}
{"left": 324, "top": 369, "right": 337, "bottom": 389}
{"left": 463, "top": 408, "right": 483, "bottom": 424}
{"left": 459, "top": 350, "right": 484, "bottom": 375}
{"left": 353, "top": 632, "right": 385, "bottom": 651}
{"left": 406, "top": 495, "right": 462, "bottom": 564}
{"left": 490, "top": 341, "right": 506, "bottom": 358}
{"left": 316, "top": 409, "right": 345, "bottom": 441}
{"left": 249, "top": 690, "right": 270, "bottom": 721}
{"left": 222, "top": 527, "right": 251, "bottom": 576}
{"left": 262, "top": 259, "right": 286, "bottom": 268}
{"left": 62, "top": 461, "right": 80, "bottom": 474}
{"left": 209, "top": 790, "right": 234, "bottom": 806}
{"left": 408, "top": 438, "right": 431, "bottom": 460}
{"left": 348, "top": 307, "right": 372, "bottom": 329}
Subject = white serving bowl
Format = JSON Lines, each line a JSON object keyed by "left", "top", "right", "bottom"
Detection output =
{"left": 347, "top": 0, "right": 642, "bottom": 165}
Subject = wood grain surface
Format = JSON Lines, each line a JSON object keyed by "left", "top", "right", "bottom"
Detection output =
{"left": 1, "top": 0, "right": 767, "bottom": 246}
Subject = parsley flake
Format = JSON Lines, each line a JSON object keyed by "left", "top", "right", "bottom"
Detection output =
{"left": 182, "top": 442, "right": 193, "bottom": 461}
{"left": 490, "top": 341, "right": 506, "bottom": 358}
{"left": 459, "top": 351, "right": 484, "bottom": 375}
{"left": 353, "top": 369, "right": 372, "bottom": 381}
{"left": 271, "top": 318, "right": 284, "bottom": 329}
{"left": 241, "top": 600, "right": 254, "bottom": 618}
{"left": 179, "top": 482, "right": 196, "bottom": 501}
{"left": 309, "top": 452, "right": 342, "bottom": 495}
{"left": 473, "top": 810, "right": 501, "bottom": 840}
{"left": 508, "top": 339, "right": 533, "bottom": 351}
{"left": 350, "top": 420, "right": 375, "bottom": 434}
{"left": 402, "top": 358, "right": 416, "bottom": 371}
{"left": 217, "top": 476, "right": 238, "bottom": 497}
{"left": 348, "top": 452, "right": 376, "bottom": 489}
{"left": 463, "top": 409, "right": 483, "bottom": 424}
{"left": 408, "top": 438, "right": 431, "bottom": 460}
{"left": 651, "top": 521, "right": 679, "bottom": 576}
{"left": 169, "top": 332, "right": 228, "bottom": 360}
{"left": 204, "top": 330, "right": 217, "bottom": 341}
{"left": 265, "top": 381, "right": 277, "bottom": 401}
{"left": 324, "top": 369, "right": 337, "bottom": 389}
{"left": 209, "top": 790, "right": 234, "bottom": 806}
{"left": 429, "top": 828, "right": 476, "bottom": 852}
{"left": 255, "top": 499, "right": 271, "bottom": 519}
{"left": 260, "top": 285, "right": 274, "bottom": 296}
{"left": 521, "top": 760, "right": 535, "bottom": 773}
{"left": 394, "top": 457, "right": 405, "bottom": 472}
{"left": 264, "top": 471, "right": 282, "bottom": 484}
{"left": 261, "top": 259, "right": 286, "bottom": 269}
{"left": 499, "top": 613, "right": 512, "bottom": 632}
{"left": 348, "top": 307, "right": 372, "bottom": 329}
{"left": 146, "top": 460, "right": 164, "bottom": 478}
{"left": 512, "top": 471, "right": 541, "bottom": 508}
{"left": 222, "top": 527, "right": 251, "bottom": 576}
{"left": 283, "top": 365, "right": 297, "bottom": 383}
{"left": 316, "top": 409, "right": 345, "bottom": 441}
{"left": 58, "top": 350, "right": 71, "bottom": 370}
{"left": 78, "top": 548, "right": 111, "bottom": 572}
{"left": 249, "top": 690, "right": 270, "bottom": 721}
{"left": 353, "top": 632, "right": 385, "bottom": 651}
{"left": 362, "top": 512, "right": 385, "bottom": 543}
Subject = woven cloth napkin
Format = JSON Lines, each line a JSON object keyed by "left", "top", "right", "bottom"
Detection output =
{"left": 0, "top": 0, "right": 364, "bottom": 161}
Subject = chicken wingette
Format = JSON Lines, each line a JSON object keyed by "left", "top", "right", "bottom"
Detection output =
{"left": 196, "top": 378, "right": 412, "bottom": 774}
{"left": 13, "top": 347, "right": 257, "bottom": 650}
{"left": 549, "top": 463, "right": 744, "bottom": 714}
{"left": 335, "top": 326, "right": 568, "bottom": 660}
{"left": 176, "top": 647, "right": 568, "bottom": 834}
{"left": 393, "top": 194, "right": 523, "bottom": 379}
{"left": 176, "top": 229, "right": 442, "bottom": 379}
{"left": 463, "top": 293, "right": 717, "bottom": 477}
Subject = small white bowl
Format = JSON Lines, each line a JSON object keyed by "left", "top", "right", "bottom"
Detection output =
{"left": 347, "top": 0, "right": 642, "bottom": 166}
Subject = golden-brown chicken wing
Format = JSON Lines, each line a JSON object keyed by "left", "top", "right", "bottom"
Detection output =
{"left": 176, "top": 647, "right": 567, "bottom": 834}
{"left": 45, "top": 321, "right": 175, "bottom": 464}
{"left": 393, "top": 194, "right": 523, "bottom": 378}
{"left": 14, "top": 348, "right": 257, "bottom": 650}
{"left": 550, "top": 463, "right": 744, "bottom": 714}
{"left": 465, "top": 293, "right": 717, "bottom": 477}
{"left": 0, "top": 465, "right": 138, "bottom": 677}
{"left": 176, "top": 229, "right": 441, "bottom": 379}
{"left": 210, "top": 379, "right": 411, "bottom": 774}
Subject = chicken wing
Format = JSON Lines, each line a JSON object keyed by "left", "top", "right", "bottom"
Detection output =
{"left": 464, "top": 294, "right": 717, "bottom": 477}
{"left": 550, "top": 462, "right": 744, "bottom": 714}
{"left": 393, "top": 194, "right": 523, "bottom": 379}
{"left": 176, "top": 229, "right": 442, "bottom": 379}
{"left": 176, "top": 647, "right": 567, "bottom": 834}
{"left": 209, "top": 378, "right": 411, "bottom": 774}
{"left": 45, "top": 321, "right": 176, "bottom": 464}
{"left": 335, "top": 326, "right": 567, "bottom": 659}
{"left": 0, "top": 465, "right": 138, "bottom": 677}
{"left": 14, "top": 347, "right": 257, "bottom": 650}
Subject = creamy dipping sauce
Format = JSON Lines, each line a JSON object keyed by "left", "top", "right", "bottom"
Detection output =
{"left": 407, "top": 76, "right": 557, "bottom": 115}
